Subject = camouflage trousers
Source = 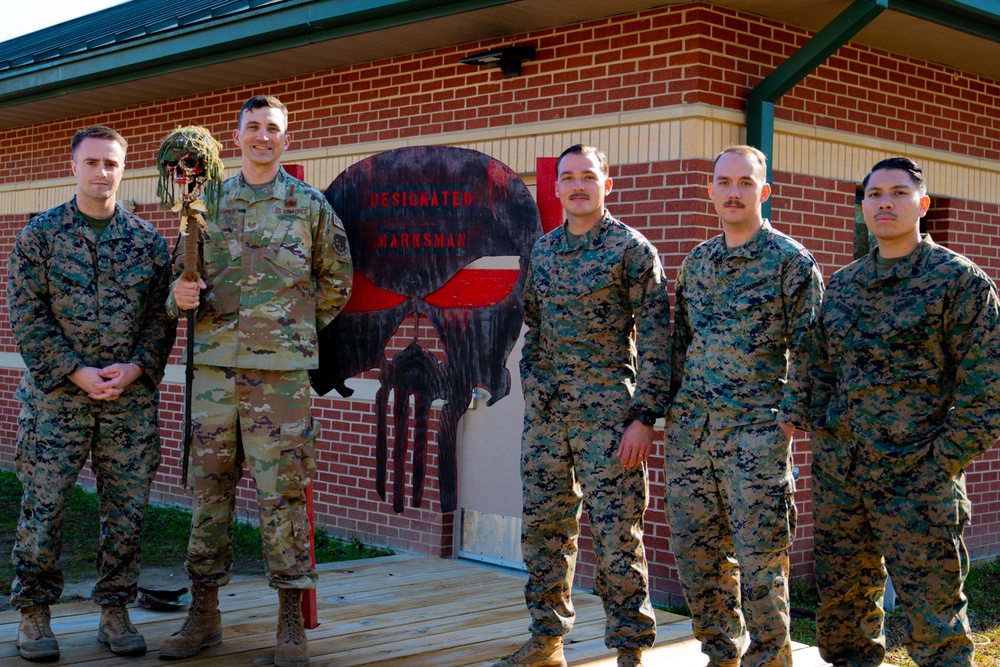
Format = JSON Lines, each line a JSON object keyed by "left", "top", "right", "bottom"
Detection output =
{"left": 663, "top": 419, "right": 795, "bottom": 667}
{"left": 185, "top": 365, "right": 317, "bottom": 590}
{"left": 520, "top": 407, "right": 656, "bottom": 649}
{"left": 10, "top": 403, "right": 160, "bottom": 609}
{"left": 812, "top": 433, "right": 973, "bottom": 667}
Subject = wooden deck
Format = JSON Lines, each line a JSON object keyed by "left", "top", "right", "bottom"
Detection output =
{"left": 0, "top": 553, "right": 840, "bottom": 666}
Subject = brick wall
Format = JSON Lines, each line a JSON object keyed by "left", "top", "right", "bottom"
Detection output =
{"left": 2, "top": 1, "right": 1000, "bottom": 603}
{"left": 7, "top": 4, "right": 1000, "bottom": 183}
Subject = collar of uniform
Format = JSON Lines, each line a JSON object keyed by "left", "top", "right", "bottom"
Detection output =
{"left": 556, "top": 211, "right": 613, "bottom": 252}
{"left": 67, "top": 196, "right": 130, "bottom": 243}
{"left": 856, "top": 233, "right": 936, "bottom": 286}
{"left": 233, "top": 167, "right": 296, "bottom": 203}
{"left": 707, "top": 219, "right": 773, "bottom": 262}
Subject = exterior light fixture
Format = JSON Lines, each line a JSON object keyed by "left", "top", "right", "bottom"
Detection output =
{"left": 460, "top": 45, "right": 536, "bottom": 78}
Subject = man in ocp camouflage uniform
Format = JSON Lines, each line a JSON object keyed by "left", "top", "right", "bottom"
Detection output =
{"left": 492, "top": 144, "right": 671, "bottom": 667}
{"left": 664, "top": 145, "right": 823, "bottom": 667}
{"left": 7, "top": 125, "right": 176, "bottom": 661}
{"left": 811, "top": 157, "right": 1000, "bottom": 667}
{"left": 160, "top": 95, "right": 352, "bottom": 667}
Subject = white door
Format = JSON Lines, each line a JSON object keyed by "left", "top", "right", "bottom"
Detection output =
{"left": 455, "top": 326, "right": 527, "bottom": 569}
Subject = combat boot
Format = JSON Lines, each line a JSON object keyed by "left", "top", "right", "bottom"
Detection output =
{"left": 98, "top": 604, "right": 146, "bottom": 655}
{"left": 275, "top": 588, "right": 310, "bottom": 667}
{"left": 159, "top": 582, "right": 222, "bottom": 659}
{"left": 17, "top": 604, "right": 60, "bottom": 661}
{"left": 492, "top": 634, "right": 567, "bottom": 667}
{"left": 618, "top": 647, "right": 644, "bottom": 667}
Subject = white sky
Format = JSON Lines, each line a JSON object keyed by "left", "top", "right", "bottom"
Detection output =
{"left": 3, "top": 0, "right": 129, "bottom": 42}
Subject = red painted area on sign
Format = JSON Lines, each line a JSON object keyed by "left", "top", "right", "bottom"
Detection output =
{"left": 424, "top": 268, "right": 519, "bottom": 308}
{"left": 536, "top": 157, "right": 562, "bottom": 233}
{"left": 342, "top": 272, "right": 407, "bottom": 312}
{"left": 283, "top": 164, "right": 305, "bottom": 180}
{"left": 343, "top": 268, "right": 519, "bottom": 312}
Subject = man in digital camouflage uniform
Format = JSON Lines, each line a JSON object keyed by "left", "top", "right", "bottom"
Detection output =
{"left": 664, "top": 145, "right": 823, "bottom": 667}
{"left": 7, "top": 125, "right": 176, "bottom": 661}
{"left": 492, "top": 144, "right": 671, "bottom": 667}
{"left": 160, "top": 95, "right": 352, "bottom": 667}
{"left": 811, "top": 156, "right": 1000, "bottom": 667}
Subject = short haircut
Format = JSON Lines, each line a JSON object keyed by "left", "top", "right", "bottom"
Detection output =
{"left": 71, "top": 126, "right": 127, "bottom": 159}
{"left": 714, "top": 145, "right": 767, "bottom": 182}
{"left": 557, "top": 144, "right": 610, "bottom": 178}
{"left": 863, "top": 157, "right": 927, "bottom": 196}
{"left": 237, "top": 94, "right": 288, "bottom": 129}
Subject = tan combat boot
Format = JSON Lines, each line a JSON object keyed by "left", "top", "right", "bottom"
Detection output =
{"left": 492, "top": 634, "right": 567, "bottom": 667}
{"left": 159, "top": 583, "right": 223, "bottom": 659}
{"left": 17, "top": 604, "right": 60, "bottom": 661}
{"left": 617, "top": 647, "right": 644, "bottom": 667}
{"left": 98, "top": 604, "right": 146, "bottom": 655}
{"left": 275, "top": 588, "right": 309, "bottom": 667}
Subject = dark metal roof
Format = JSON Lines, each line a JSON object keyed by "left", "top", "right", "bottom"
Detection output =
{"left": 2, "top": 0, "right": 1000, "bottom": 131}
{"left": 0, "top": 0, "right": 290, "bottom": 74}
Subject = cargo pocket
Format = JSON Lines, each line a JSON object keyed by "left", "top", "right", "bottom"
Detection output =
{"left": 14, "top": 407, "right": 37, "bottom": 483}
{"left": 924, "top": 497, "right": 972, "bottom": 528}
{"left": 276, "top": 418, "right": 318, "bottom": 497}
{"left": 751, "top": 473, "right": 797, "bottom": 553}
{"left": 908, "top": 497, "right": 972, "bottom": 576}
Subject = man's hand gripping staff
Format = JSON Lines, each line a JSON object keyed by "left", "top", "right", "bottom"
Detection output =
{"left": 156, "top": 126, "right": 224, "bottom": 487}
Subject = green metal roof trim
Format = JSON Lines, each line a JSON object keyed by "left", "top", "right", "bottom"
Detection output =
{"left": 0, "top": 0, "right": 514, "bottom": 106}
{"left": 0, "top": 0, "right": 285, "bottom": 72}
{"left": 744, "top": 0, "right": 1000, "bottom": 217}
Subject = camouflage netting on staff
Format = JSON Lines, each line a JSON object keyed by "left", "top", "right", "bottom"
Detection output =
{"left": 156, "top": 125, "right": 225, "bottom": 217}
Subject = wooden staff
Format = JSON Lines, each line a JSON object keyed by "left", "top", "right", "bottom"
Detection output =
{"left": 174, "top": 184, "right": 207, "bottom": 487}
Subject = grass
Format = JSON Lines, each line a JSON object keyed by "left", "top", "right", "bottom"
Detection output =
{"left": 959, "top": 557, "right": 1000, "bottom": 667}
{"left": 0, "top": 468, "right": 392, "bottom": 610}
{"left": 656, "top": 564, "right": 1000, "bottom": 667}
{"left": 789, "top": 579, "right": 821, "bottom": 646}
{"left": 788, "top": 565, "right": 1000, "bottom": 667}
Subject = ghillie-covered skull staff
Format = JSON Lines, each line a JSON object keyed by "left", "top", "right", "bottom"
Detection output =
{"left": 156, "top": 126, "right": 224, "bottom": 485}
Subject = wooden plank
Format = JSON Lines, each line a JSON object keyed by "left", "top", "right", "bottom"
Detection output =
{"left": 313, "top": 615, "right": 614, "bottom": 667}
{"left": 304, "top": 605, "right": 689, "bottom": 667}
{"left": 792, "top": 645, "right": 835, "bottom": 667}
{"left": 0, "top": 555, "right": 700, "bottom": 667}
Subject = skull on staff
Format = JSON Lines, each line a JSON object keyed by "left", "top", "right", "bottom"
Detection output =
{"left": 156, "top": 126, "right": 224, "bottom": 278}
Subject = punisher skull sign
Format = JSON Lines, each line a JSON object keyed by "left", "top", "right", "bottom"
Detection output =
{"left": 311, "top": 146, "right": 542, "bottom": 513}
